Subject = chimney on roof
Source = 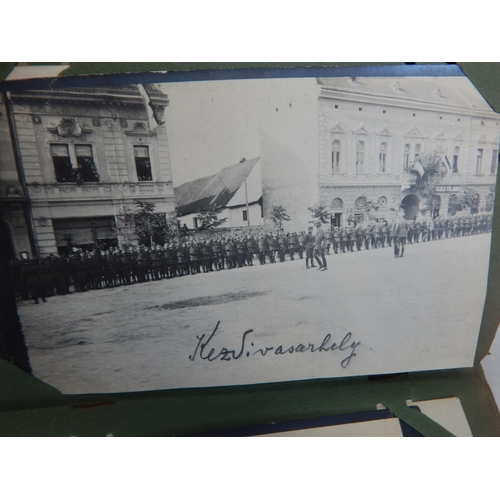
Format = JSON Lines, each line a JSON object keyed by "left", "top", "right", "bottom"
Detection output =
{"left": 240, "top": 157, "right": 246, "bottom": 163}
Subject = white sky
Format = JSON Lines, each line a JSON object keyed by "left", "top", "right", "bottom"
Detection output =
{"left": 161, "top": 78, "right": 319, "bottom": 186}
{"left": 161, "top": 75, "right": 495, "bottom": 188}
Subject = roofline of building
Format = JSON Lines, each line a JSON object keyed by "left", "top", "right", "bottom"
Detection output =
{"left": 319, "top": 87, "right": 500, "bottom": 120}
{"left": 7, "top": 89, "right": 169, "bottom": 108}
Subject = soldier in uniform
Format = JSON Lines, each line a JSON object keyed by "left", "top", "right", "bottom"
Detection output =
{"left": 364, "top": 222, "right": 373, "bottom": 250}
{"left": 355, "top": 223, "right": 364, "bottom": 251}
{"left": 303, "top": 226, "right": 316, "bottom": 268}
{"left": 224, "top": 238, "right": 234, "bottom": 269}
{"left": 407, "top": 220, "right": 414, "bottom": 244}
{"left": 391, "top": 212, "right": 409, "bottom": 258}
{"left": 21, "top": 259, "right": 47, "bottom": 304}
{"left": 257, "top": 233, "right": 267, "bottom": 265}
{"left": 278, "top": 232, "right": 286, "bottom": 262}
{"left": 332, "top": 225, "right": 341, "bottom": 254}
{"left": 313, "top": 221, "right": 328, "bottom": 271}
{"left": 72, "top": 252, "right": 88, "bottom": 292}
{"left": 290, "top": 232, "right": 299, "bottom": 261}
{"left": 347, "top": 223, "right": 355, "bottom": 252}
{"left": 235, "top": 237, "right": 245, "bottom": 267}
{"left": 340, "top": 225, "right": 347, "bottom": 253}
{"left": 325, "top": 227, "right": 332, "bottom": 255}
{"left": 38, "top": 256, "right": 55, "bottom": 296}
{"left": 373, "top": 222, "right": 382, "bottom": 249}
{"left": 150, "top": 245, "right": 162, "bottom": 280}
{"left": 413, "top": 220, "right": 421, "bottom": 243}
{"left": 296, "top": 231, "right": 304, "bottom": 259}
{"left": 269, "top": 234, "right": 278, "bottom": 264}
{"left": 245, "top": 235, "right": 255, "bottom": 266}
{"left": 381, "top": 221, "right": 388, "bottom": 248}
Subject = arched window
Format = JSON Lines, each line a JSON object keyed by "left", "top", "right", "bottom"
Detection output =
{"left": 133, "top": 122, "right": 148, "bottom": 134}
{"left": 403, "top": 144, "right": 411, "bottom": 171}
{"left": 491, "top": 149, "right": 499, "bottom": 174}
{"left": 331, "top": 140, "right": 341, "bottom": 172}
{"left": 476, "top": 148, "right": 483, "bottom": 174}
{"left": 453, "top": 146, "right": 460, "bottom": 173}
{"left": 356, "top": 141, "right": 365, "bottom": 172}
{"left": 414, "top": 144, "right": 422, "bottom": 162}
{"left": 354, "top": 196, "right": 368, "bottom": 210}
{"left": 486, "top": 192, "right": 494, "bottom": 212}
{"left": 379, "top": 143, "right": 387, "bottom": 172}
{"left": 331, "top": 198, "right": 343, "bottom": 210}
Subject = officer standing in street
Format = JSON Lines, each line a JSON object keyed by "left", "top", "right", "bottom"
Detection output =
{"left": 313, "top": 221, "right": 328, "bottom": 271}
{"left": 303, "top": 226, "right": 316, "bottom": 269}
{"left": 391, "top": 211, "right": 409, "bottom": 258}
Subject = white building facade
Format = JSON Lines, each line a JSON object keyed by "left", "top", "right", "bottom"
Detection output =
{"left": 317, "top": 77, "right": 500, "bottom": 225}
{"left": 2, "top": 85, "right": 175, "bottom": 257}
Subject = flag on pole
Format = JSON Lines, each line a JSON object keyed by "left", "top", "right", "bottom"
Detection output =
{"left": 413, "top": 160, "right": 425, "bottom": 177}
{"left": 138, "top": 84, "right": 162, "bottom": 131}
{"left": 442, "top": 155, "right": 452, "bottom": 172}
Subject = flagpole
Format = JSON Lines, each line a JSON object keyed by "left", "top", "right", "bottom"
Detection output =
{"left": 244, "top": 175, "right": 250, "bottom": 227}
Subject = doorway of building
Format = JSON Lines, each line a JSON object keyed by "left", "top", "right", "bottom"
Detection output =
{"left": 331, "top": 213, "right": 342, "bottom": 227}
{"left": 401, "top": 194, "right": 420, "bottom": 220}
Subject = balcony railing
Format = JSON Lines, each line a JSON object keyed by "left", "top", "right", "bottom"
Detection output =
{"left": 26, "top": 181, "right": 174, "bottom": 200}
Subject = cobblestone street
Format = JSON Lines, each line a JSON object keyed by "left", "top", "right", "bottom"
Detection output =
{"left": 17, "top": 233, "right": 491, "bottom": 394}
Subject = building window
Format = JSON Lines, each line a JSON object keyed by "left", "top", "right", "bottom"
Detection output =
{"left": 331, "top": 140, "right": 341, "bottom": 172}
{"left": 51, "top": 143, "right": 99, "bottom": 183}
{"left": 452, "top": 146, "right": 460, "bottom": 173}
{"left": 379, "top": 143, "right": 387, "bottom": 172}
{"left": 491, "top": 149, "right": 499, "bottom": 174}
{"left": 331, "top": 198, "right": 343, "bottom": 210}
{"left": 355, "top": 141, "right": 365, "bottom": 173}
{"left": 486, "top": 192, "right": 494, "bottom": 211}
{"left": 74, "top": 145, "right": 99, "bottom": 182}
{"left": 414, "top": 144, "right": 421, "bottom": 162}
{"left": 242, "top": 210, "right": 248, "bottom": 222}
{"left": 134, "top": 145, "right": 153, "bottom": 181}
{"left": 403, "top": 144, "right": 410, "bottom": 171}
{"left": 476, "top": 148, "right": 483, "bottom": 174}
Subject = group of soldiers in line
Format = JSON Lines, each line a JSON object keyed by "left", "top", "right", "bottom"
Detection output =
{"left": 11, "top": 212, "right": 493, "bottom": 303}
{"left": 325, "top": 212, "right": 493, "bottom": 254}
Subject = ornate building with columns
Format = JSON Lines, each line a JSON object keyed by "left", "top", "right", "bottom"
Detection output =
{"left": 0, "top": 85, "right": 175, "bottom": 258}
{"left": 317, "top": 77, "right": 500, "bottom": 225}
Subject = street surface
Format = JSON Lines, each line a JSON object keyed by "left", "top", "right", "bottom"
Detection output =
{"left": 18, "top": 234, "right": 491, "bottom": 394}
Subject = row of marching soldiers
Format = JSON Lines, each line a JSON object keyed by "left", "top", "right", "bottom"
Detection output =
{"left": 325, "top": 213, "right": 493, "bottom": 253}
{"left": 10, "top": 212, "right": 493, "bottom": 302}
{"left": 11, "top": 231, "right": 307, "bottom": 301}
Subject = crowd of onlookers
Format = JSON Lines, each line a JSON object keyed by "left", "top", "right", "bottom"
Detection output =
{"left": 11, "top": 212, "right": 493, "bottom": 304}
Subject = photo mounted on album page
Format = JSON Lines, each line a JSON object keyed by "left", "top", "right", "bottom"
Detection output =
{"left": 1, "top": 65, "right": 498, "bottom": 394}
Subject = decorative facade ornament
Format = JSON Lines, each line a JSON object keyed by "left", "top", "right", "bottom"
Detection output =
{"left": 38, "top": 216, "right": 48, "bottom": 226}
{"left": 329, "top": 124, "right": 346, "bottom": 134}
{"left": 353, "top": 125, "right": 370, "bottom": 135}
{"left": 404, "top": 126, "right": 425, "bottom": 138}
{"left": 47, "top": 118, "right": 92, "bottom": 137}
{"left": 377, "top": 127, "right": 393, "bottom": 137}
{"left": 125, "top": 122, "right": 155, "bottom": 136}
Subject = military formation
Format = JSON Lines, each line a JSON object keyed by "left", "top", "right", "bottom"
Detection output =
{"left": 11, "top": 212, "right": 493, "bottom": 304}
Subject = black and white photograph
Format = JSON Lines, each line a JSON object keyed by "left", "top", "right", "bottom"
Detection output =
{"left": 1, "top": 68, "right": 499, "bottom": 394}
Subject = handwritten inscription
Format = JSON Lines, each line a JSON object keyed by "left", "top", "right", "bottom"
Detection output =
{"left": 188, "top": 321, "right": 360, "bottom": 368}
